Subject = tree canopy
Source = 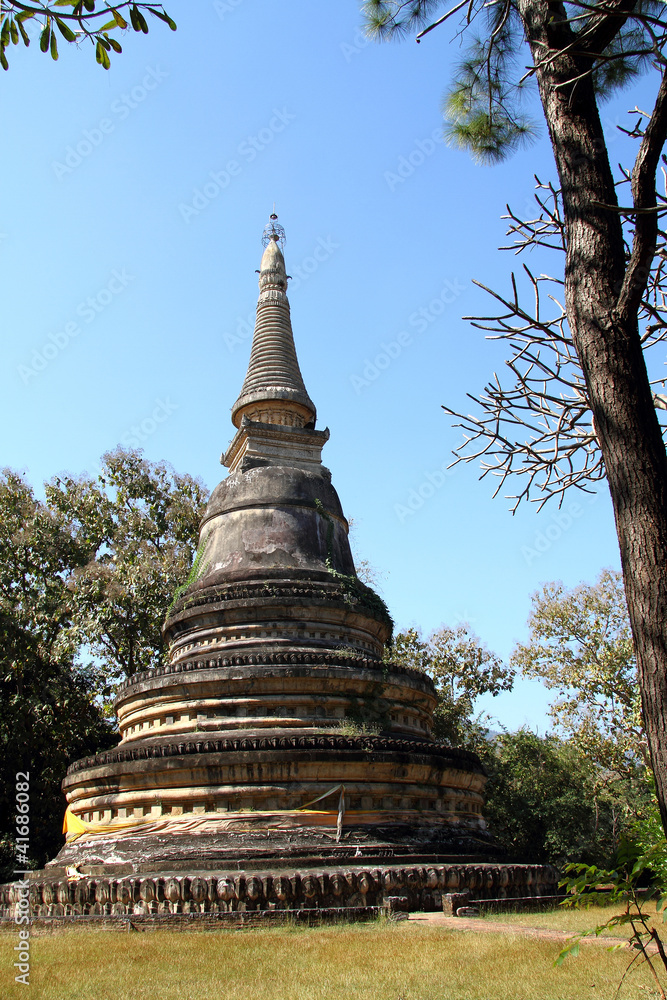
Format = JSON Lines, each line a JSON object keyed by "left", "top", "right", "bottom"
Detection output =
{"left": 0, "top": 450, "right": 207, "bottom": 874}
{"left": 386, "top": 624, "right": 514, "bottom": 744}
{"left": 512, "top": 569, "right": 645, "bottom": 778}
{"left": 0, "top": 468, "right": 113, "bottom": 878}
{"left": 384, "top": 610, "right": 652, "bottom": 866}
{"left": 46, "top": 448, "right": 208, "bottom": 691}
{"left": 363, "top": 0, "right": 664, "bottom": 162}
{"left": 478, "top": 728, "right": 650, "bottom": 866}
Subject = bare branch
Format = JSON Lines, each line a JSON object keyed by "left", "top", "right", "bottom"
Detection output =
{"left": 415, "top": 0, "right": 470, "bottom": 40}
{"left": 443, "top": 172, "right": 667, "bottom": 511}
{"left": 618, "top": 67, "right": 667, "bottom": 323}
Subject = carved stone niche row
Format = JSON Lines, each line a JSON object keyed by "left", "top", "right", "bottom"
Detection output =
{"left": 75, "top": 790, "right": 484, "bottom": 824}
{"left": 66, "top": 733, "right": 484, "bottom": 775}
{"left": 115, "top": 651, "right": 429, "bottom": 697}
{"left": 0, "top": 865, "right": 558, "bottom": 920}
{"left": 174, "top": 627, "right": 381, "bottom": 663}
{"left": 242, "top": 406, "right": 307, "bottom": 427}
{"left": 119, "top": 702, "right": 431, "bottom": 741}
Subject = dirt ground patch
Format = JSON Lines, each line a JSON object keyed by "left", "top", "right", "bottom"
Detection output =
{"left": 406, "top": 911, "right": 627, "bottom": 947}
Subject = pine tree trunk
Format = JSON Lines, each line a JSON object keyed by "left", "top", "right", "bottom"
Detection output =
{"left": 519, "top": 0, "right": 667, "bottom": 831}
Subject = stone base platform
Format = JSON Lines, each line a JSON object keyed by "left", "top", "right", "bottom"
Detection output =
{"left": 4, "top": 906, "right": 387, "bottom": 933}
{"left": 0, "top": 862, "right": 558, "bottom": 923}
{"left": 46, "top": 819, "right": 497, "bottom": 876}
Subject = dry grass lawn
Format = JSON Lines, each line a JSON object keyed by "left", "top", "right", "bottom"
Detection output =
{"left": 0, "top": 915, "right": 664, "bottom": 1000}
{"left": 484, "top": 899, "right": 665, "bottom": 939}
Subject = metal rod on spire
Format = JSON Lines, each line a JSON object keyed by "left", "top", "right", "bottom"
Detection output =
{"left": 262, "top": 211, "right": 285, "bottom": 250}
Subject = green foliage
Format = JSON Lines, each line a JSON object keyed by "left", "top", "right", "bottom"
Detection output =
{"left": 512, "top": 569, "right": 645, "bottom": 780}
{"left": 46, "top": 447, "right": 208, "bottom": 687}
{"left": 444, "top": 24, "right": 537, "bottom": 164}
{"left": 0, "top": 469, "right": 84, "bottom": 661}
{"left": 591, "top": 25, "right": 654, "bottom": 100}
{"left": 167, "top": 531, "right": 211, "bottom": 616}
{"left": 385, "top": 599, "right": 647, "bottom": 866}
{"left": 474, "top": 572, "right": 652, "bottom": 868}
{"left": 385, "top": 624, "right": 513, "bottom": 745}
{"left": 337, "top": 573, "right": 393, "bottom": 631}
{"left": 364, "top": 0, "right": 536, "bottom": 162}
{"left": 336, "top": 719, "right": 381, "bottom": 736}
{"left": 363, "top": 0, "right": 442, "bottom": 40}
{"left": 0, "top": 469, "right": 115, "bottom": 878}
{"left": 0, "top": 2, "right": 176, "bottom": 72}
{"left": 477, "top": 729, "right": 651, "bottom": 867}
{"left": 0, "top": 637, "right": 115, "bottom": 881}
{"left": 362, "top": 0, "right": 666, "bottom": 162}
{"left": 632, "top": 805, "right": 667, "bottom": 889}
{"left": 557, "top": 828, "right": 667, "bottom": 992}
{"left": 0, "top": 451, "right": 207, "bottom": 871}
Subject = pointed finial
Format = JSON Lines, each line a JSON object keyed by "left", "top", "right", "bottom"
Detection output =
{"left": 262, "top": 211, "right": 285, "bottom": 250}
{"left": 229, "top": 217, "right": 316, "bottom": 434}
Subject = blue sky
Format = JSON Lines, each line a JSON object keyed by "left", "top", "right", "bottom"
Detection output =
{"left": 1, "top": 0, "right": 651, "bottom": 732}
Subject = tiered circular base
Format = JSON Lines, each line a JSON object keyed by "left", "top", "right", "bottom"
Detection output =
{"left": 56, "top": 732, "right": 490, "bottom": 871}
{"left": 115, "top": 651, "right": 438, "bottom": 743}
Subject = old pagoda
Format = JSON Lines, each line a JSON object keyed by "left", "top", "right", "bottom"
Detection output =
{"left": 1, "top": 217, "right": 556, "bottom": 920}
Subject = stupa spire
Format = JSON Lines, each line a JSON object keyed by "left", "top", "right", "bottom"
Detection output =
{"left": 231, "top": 214, "right": 316, "bottom": 430}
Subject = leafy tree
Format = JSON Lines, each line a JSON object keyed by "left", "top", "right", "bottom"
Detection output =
{"left": 386, "top": 624, "right": 514, "bottom": 744}
{"left": 630, "top": 799, "right": 667, "bottom": 887}
{"left": 0, "top": 2, "right": 176, "bottom": 71}
{"left": 512, "top": 569, "right": 645, "bottom": 780}
{"left": 362, "top": 0, "right": 667, "bottom": 835}
{"left": 46, "top": 447, "right": 208, "bottom": 690}
{"left": 479, "top": 573, "right": 653, "bottom": 867}
{"left": 558, "top": 825, "right": 667, "bottom": 990}
{"left": 0, "top": 451, "right": 207, "bottom": 873}
{"left": 478, "top": 729, "right": 650, "bottom": 866}
{"left": 0, "top": 469, "right": 114, "bottom": 879}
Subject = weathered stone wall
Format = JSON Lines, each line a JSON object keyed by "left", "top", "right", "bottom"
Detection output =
{"left": 0, "top": 863, "right": 558, "bottom": 921}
